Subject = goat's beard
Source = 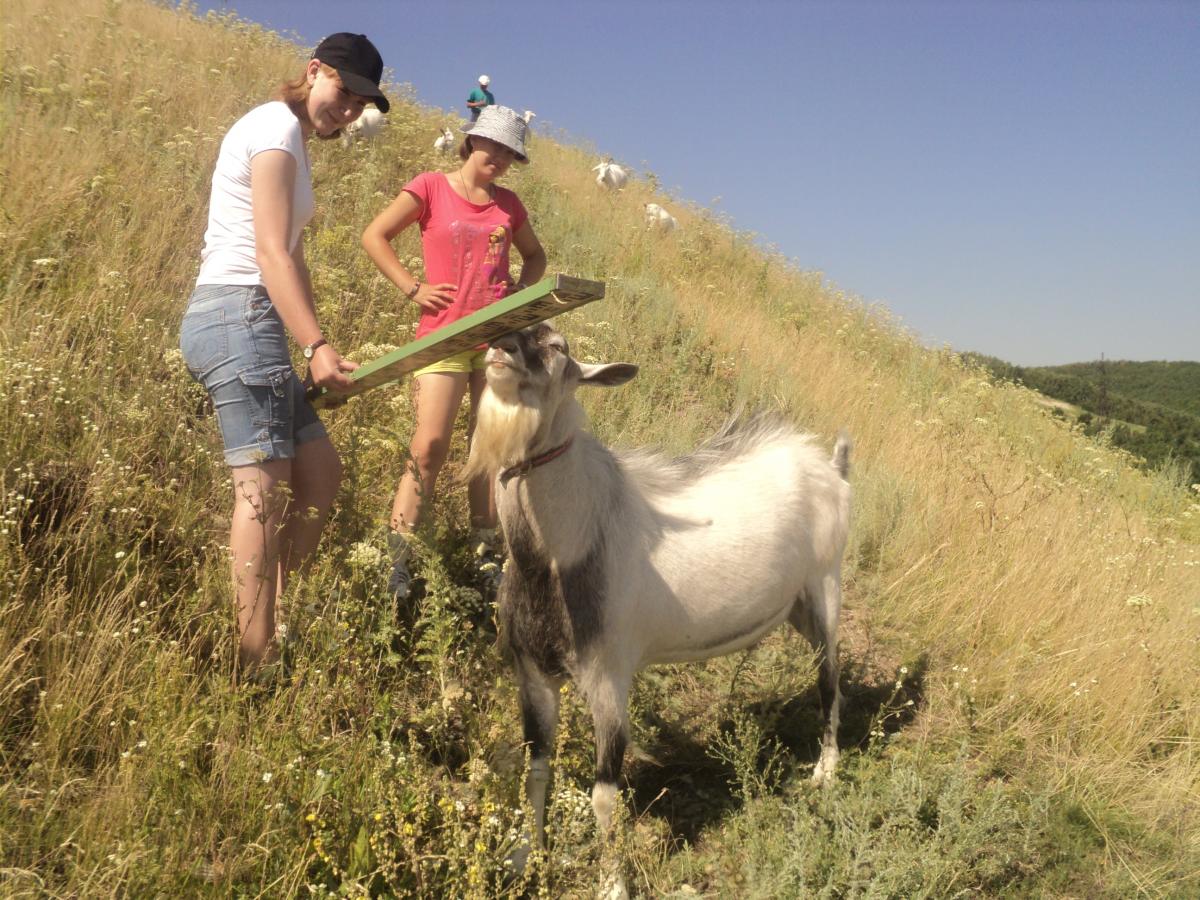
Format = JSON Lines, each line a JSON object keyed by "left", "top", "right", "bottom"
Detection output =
{"left": 463, "top": 389, "right": 542, "bottom": 481}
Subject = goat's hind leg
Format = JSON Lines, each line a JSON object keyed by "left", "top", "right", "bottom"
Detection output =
{"left": 789, "top": 573, "right": 842, "bottom": 785}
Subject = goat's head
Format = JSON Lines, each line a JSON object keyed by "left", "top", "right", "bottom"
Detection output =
{"left": 464, "top": 324, "right": 637, "bottom": 478}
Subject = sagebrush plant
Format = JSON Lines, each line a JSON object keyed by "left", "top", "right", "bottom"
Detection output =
{"left": 2, "top": 0, "right": 1198, "bottom": 896}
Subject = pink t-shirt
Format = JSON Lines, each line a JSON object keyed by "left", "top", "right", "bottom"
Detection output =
{"left": 402, "top": 171, "right": 529, "bottom": 339}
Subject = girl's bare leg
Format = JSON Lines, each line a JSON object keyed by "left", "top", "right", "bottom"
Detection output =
{"left": 390, "top": 371, "right": 470, "bottom": 532}
{"left": 277, "top": 435, "right": 342, "bottom": 598}
{"left": 466, "top": 368, "right": 497, "bottom": 530}
{"left": 229, "top": 460, "right": 291, "bottom": 670}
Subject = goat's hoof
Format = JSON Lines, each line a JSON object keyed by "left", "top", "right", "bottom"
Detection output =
{"left": 810, "top": 750, "right": 839, "bottom": 787}
{"left": 505, "top": 849, "right": 528, "bottom": 877}
{"left": 598, "top": 873, "right": 629, "bottom": 900}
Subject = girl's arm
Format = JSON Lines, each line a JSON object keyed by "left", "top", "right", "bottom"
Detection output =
{"left": 251, "top": 149, "right": 355, "bottom": 389}
{"left": 510, "top": 220, "right": 547, "bottom": 289}
{"left": 362, "top": 191, "right": 456, "bottom": 313}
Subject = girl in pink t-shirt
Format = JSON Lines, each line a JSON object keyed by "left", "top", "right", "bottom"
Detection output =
{"left": 363, "top": 106, "right": 546, "bottom": 600}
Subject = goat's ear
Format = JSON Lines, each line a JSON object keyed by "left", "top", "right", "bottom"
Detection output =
{"left": 577, "top": 362, "right": 638, "bottom": 387}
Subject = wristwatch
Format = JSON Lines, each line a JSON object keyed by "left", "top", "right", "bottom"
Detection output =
{"left": 303, "top": 338, "right": 327, "bottom": 360}
{"left": 406, "top": 281, "right": 421, "bottom": 299}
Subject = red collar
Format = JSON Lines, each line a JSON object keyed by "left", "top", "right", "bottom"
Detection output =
{"left": 499, "top": 438, "right": 574, "bottom": 486}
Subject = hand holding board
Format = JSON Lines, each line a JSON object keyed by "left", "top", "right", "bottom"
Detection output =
{"left": 309, "top": 274, "right": 604, "bottom": 409}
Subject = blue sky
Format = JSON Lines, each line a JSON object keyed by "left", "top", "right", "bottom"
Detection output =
{"left": 195, "top": 0, "right": 1198, "bottom": 366}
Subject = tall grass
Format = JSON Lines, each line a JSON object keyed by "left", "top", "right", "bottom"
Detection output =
{"left": 2, "top": 0, "right": 1198, "bottom": 895}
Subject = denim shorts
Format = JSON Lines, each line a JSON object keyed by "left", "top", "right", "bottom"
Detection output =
{"left": 179, "top": 284, "right": 327, "bottom": 466}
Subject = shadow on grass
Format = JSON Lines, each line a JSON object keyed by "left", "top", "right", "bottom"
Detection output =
{"left": 626, "top": 653, "right": 930, "bottom": 845}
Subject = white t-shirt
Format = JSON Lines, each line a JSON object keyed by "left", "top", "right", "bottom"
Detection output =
{"left": 197, "top": 101, "right": 314, "bottom": 285}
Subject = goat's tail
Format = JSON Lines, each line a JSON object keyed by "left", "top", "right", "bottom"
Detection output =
{"left": 832, "top": 430, "right": 852, "bottom": 480}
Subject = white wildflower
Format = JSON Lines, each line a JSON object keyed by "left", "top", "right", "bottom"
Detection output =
{"left": 346, "top": 541, "right": 385, "bottom": 571}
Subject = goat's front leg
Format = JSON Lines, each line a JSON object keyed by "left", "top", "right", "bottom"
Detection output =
{"left": 512, "top": 658, "right": 561, "bottom": 872}
{"left": 585, "top": 671, "right": 632, "bottom": 900}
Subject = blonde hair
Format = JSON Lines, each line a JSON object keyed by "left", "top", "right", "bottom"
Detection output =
{"left": 274, "top": 62, "right": 343, "bottom": 141}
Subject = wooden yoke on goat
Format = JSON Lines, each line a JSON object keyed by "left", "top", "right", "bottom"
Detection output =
{"left": 464, "top": 324, "right": 852, "bottom": 895}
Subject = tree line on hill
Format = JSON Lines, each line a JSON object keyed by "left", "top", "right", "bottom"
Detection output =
{"left": 967, "top": 355, "right": 1200, "bottom": 482}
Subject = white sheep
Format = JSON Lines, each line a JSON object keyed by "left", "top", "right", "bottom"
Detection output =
{"left": 592, "top": 158, "right": 629, "bottom": 191}
{"left": 341, "top": 107, "right": 386, "bottom": 147}
{"left": 433, "top": 126, "right": 455, "bottom": 155}
{"left": 465, "top": 324, "right": 851, "bottom": 897}
{"left": 644, "top": 202, "right": 678, "bottom": 232}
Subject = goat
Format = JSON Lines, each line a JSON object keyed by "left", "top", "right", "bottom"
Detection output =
{"left": 433, "top": 125, "right": 455, "bottom": 155}
{"left": 342, "top": 107, "right": 386, "bottom": 147}
{"left": 592, "top": 158, "right": 629, "bottom": 191}
{"left": 465, "top": 324, "right": 851, "bottom": 895}
{"left": 644, "top": 201, "right": 678, "bottom": 232}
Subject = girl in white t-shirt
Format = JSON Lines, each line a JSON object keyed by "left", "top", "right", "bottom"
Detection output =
{"left": 180, "top": 34, "right": 389, "bottom": 678}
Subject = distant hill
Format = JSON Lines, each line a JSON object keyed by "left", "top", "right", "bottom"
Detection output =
{"left": 1036, "top": 360, "right": 1200, "bottom": 418}
{"left": 968, "top": 356, "right": 1200, "bottom": 480}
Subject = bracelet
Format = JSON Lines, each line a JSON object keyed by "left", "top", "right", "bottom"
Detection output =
{"left": 406, "top": 281, "right": 421, "bottom": 299}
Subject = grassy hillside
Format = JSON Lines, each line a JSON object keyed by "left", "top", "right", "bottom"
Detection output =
{"left": 2, "top": 1, "right": 1199, "bottom": 896}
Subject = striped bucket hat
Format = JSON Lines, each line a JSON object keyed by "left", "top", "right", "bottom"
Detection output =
{"left": 462, "top": 105, "right": 529, "bottom": 163}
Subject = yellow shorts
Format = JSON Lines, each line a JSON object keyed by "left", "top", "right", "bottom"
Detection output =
{"left": 412, "top": 349, "right": 489, "bottom": 378}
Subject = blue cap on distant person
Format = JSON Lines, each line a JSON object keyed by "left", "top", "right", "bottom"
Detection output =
{"left": 313, "top": 33, "right": 389, "bottom": 113}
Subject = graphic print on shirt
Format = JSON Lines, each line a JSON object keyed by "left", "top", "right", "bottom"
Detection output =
{"left": 483, "top": 225, "right": 510, "bottom": 301}
{"left": 448, "top": 219, "right": 511, "bottom": 311}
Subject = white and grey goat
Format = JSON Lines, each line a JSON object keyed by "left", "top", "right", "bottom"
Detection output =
{"left": 433, "top": 125, "right": 455, "bottom": 155}
{"left": 465, "top": 324, "right": 851, "bottom": 885}
{"left": 342, "top": 107, "right": 386, "bottom": 147}
{"left": 644, "top": 201, "right": 678, "bottom": 232}
{"left": 592, "top": 158, "right": 629, "bottom": 191}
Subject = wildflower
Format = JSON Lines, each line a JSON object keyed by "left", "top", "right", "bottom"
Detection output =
{"left": 262, "top": 772, "right": 273, "bottom": 783}
{"left": 33, "top": 257, "right": 60, "bottom": 268}
{"left": 1126, "top": 594, "right": 1152, "bottom": 609}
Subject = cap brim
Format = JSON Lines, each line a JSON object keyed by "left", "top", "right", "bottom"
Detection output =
{"left": 337, "top": 70, "right": 389, "bottom": 113}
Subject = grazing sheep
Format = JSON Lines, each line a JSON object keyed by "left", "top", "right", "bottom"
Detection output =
{"left": 433, "top": 126, "right": 455, "bottom": 154}
{"left": 592, "top": 158, "right": 629, "bottom": 191}
{"left": 465, "top": 324, "right": 851, "bottom": 895}
{"left": 644, "top": 202, "right": 678, "bottom": 232}
{"left": 342, "top": 107, "right": 386, "bottom": 147}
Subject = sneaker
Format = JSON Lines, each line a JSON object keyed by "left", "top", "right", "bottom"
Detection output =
{"left": 473, "top": 533, "right": 506, "bottom": 597}
{"left": 388, "top": 555, "right": 413, "bottom": 601}
{"left": 387, "top": 531, "right": 415, "bottom": 601}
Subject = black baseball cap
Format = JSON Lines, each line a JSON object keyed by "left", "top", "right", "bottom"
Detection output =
{"left": 312, "top": 33, "right": 390, "bottom": 113}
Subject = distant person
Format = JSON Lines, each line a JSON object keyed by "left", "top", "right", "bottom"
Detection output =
{"left": 362, "top": 105, "right": 546, "bottom": 602}
{"left": 466, "top": 74, "right": 494, "bottom": 121}
{"left": 179, "top": 33, "right": 389, "bottom": 680}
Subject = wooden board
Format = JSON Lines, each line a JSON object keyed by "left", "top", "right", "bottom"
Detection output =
{"left": 308, "top": 273, "right": 604, "bottom": 409}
